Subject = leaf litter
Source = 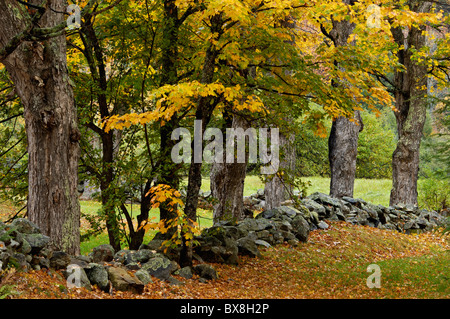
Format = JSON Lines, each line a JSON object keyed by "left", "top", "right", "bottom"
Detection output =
{"left": 5, "top": 221, "right": 449, "bottom": 299}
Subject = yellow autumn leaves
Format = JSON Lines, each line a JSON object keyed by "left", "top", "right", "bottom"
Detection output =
{"left": 139, "top": 184, "right": 199, "bottom": 250}
{"left": 102, "top": 81, "right": 264, "bottom": 132}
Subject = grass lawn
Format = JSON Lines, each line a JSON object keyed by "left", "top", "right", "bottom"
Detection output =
{"left": 202, "top": 175, "right": 393, "bottom": 206}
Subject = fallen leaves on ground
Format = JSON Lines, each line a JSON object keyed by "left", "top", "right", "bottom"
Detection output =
{"left": 5, "top": 221, "right": 450, "bottom": 299}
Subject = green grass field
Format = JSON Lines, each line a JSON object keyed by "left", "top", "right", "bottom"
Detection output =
{"left": 201, "top": 175, "right": 392, "bottom": 206}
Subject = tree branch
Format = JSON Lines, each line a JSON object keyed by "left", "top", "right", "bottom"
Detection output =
{"left": 0, "top": 112, "right": 23, "bottom": 124}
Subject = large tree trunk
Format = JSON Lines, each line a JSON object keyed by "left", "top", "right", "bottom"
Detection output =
{"left": 328, "top": 113, "right": 363, "bottom": 198}
{"left": 210, "top": 115, "right": 248, "bottom": 223}
{"left": 327, "top": 0, "right": 363, "bottom": 199}
{"left": 0, "top": 0, "right": 80, "bottom": 254}
{"left": 264, "top": 16, "right": 296, "bottom": 209}
{"left": 389, "top": 2, "right": 431, "bottom": 206}
{"left": 264, "top": 131, "right": 295, "bottom": 209}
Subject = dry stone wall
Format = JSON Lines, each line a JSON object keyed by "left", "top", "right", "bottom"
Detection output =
{"left": 0, "top": 192, "right": 445, "bottom": 294}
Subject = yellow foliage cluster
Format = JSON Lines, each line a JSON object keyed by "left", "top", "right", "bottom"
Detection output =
{"left": 103, "top": 81, "right": 264, "bottom": 132}
{"left": 139, "top": 184, "right": 199, "bottom": 251}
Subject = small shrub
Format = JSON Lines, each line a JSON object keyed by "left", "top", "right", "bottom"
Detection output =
{"left": 418, "top": 178, "right": 449, "bottom": 213}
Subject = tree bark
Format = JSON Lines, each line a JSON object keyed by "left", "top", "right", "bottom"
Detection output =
{"left": 264, "top": 16, "right": 296, "bottom": 209}
{"left": 264, "top": 131, "right": 295, "bottom": 209}
{"left": 0, "top": 0, "right": 80, "bottom": 254}
{"left": 389, "top": 1, "right": 431, "bottom": 206}
{"left": 326, "top": 0, "right": 363, "bottom": 199}
{"left": 210, "top": 114, "right": 248, "bottom": 223}
{"left": 328, "top": 113, "right": 363, "bottom": 198}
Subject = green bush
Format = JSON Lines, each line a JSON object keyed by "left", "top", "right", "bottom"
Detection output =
{"left": 356, "top": 112, "right": 397, "bottom": 179}
{"left": 418, "top": 178, "right": 450, "bottom": 213}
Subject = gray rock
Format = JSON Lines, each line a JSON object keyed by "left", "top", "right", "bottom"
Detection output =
{"left": 92, "top": 244, "right": 115, "bottom": 263}
{"left": 341, "top": 196, "right": 359, "bottom": 206}
{"left": 274, "top": 206, "right": 299, "bottom": 218}
{"left": 194, "top": 237, "right": 239, "bottom": 265}
{"left": 167, "top": 276, "right": 184, "bottom": 286}
{"left": 193, "top": 264, "right": 218, "bottom": 280}
{"left": 356, "top": 211, "right": 370, "bottom": 226}
{"left": 254, "top": 239, "right": 271, "bottom": 248}
{"left": 416, "top": 217, "right": 428, "bottom": 229}
{"left": 403, "top": 220, "right": 419, "bottom": 230}
{"left": 9, "top": 239, "right": 20, "bottom": 249}
{"left": 222, "top": 226, "right": 241, "bottom": 241}
{"left": 362, "top": 203, "right": 379, "bottom": 220}
{"left": 334, "top": 209, "right": 346, "bottom": 221}
{"left": 318, "top": 221, "right": 329, "bottom": 229}
{"left": 279, "top": 220, "right": 293, "bottom": 231}
{"left": 175, "top": 266, "right": 193, "bottom": 279}
{"left": 342, "top": 197, "right": 366, "bottom": 208}
{"left": 291, "top": 215, "right": 310, "bottom": 242}
{"left": 106, "top": 266, "right": 144, "bottom": 294}
{"left": 0, "top": 251, "right": 10, "bottom": 270}
{"left": 256, "top": 230, "right": 271, "bottom": 241}
{"left": 10, "top": 252, "right": 29, "bottom": 270}
{"left": 146, "top": 239, "right": 165, "bottom": 252}
{"left": 126, "top": 262, "right": 141, "bottom": 271}
{"left": 287, "top": 238, "right": 300, "bottom": 246}
{"left": 135, "top": 268, "right": 152, "bottom": 285}
{"left": 10, "top": 218, "right": 41, "bottom": 234}
{"left": 237, "top": 218, "right": 274, "bottom": 233}
{"left": 37, "top": 256, "right": 50, "bottom": 269}
{"left": 256, "top": 188, "right": 265, "bottom": 199}
{"left": 50, "top": 251, "right": 71, "bottom": 270}
{"left": 23, "top": 233, "right": 50, "bottom": 254}
{"left": 113, "top": 249, "right": 129, "bottom": 263}
{"left": 84, "top": 263, "right": 109, "bottom": 291}
{"left": 142, "top": 256, "right": 172, "bottom": 280}
{"left": 20, "top": 237, "right": 32, "bottom": 255}
{"left": 72, "top": 255, "right": 92, "bottom": 265}
{"left": 257, "top": 209, "right": 278, "bottom": 219}
{"left": 256, "top": 200, "right": 266, "bottom": 210}
{"left": 64, "top": 264, "right": 92, "bottom": 290}
{"left": 237, "top": 236, "right": 261, "bottom": 258}
{"left": 301, "top": 198, "right": 326, "bottom": 217}
{"left": 0, "top": 241, "right": 6, "bottom": 252}
{"left": 114, "top": 249, "right": 156, "bottom": 265}
{"left": 307, "top": 192, "right": 342, "bottom": 208}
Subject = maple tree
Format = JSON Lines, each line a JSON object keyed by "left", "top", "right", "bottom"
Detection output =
{"left": 387, "top": 0, "right": 449, "bottom": 206}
